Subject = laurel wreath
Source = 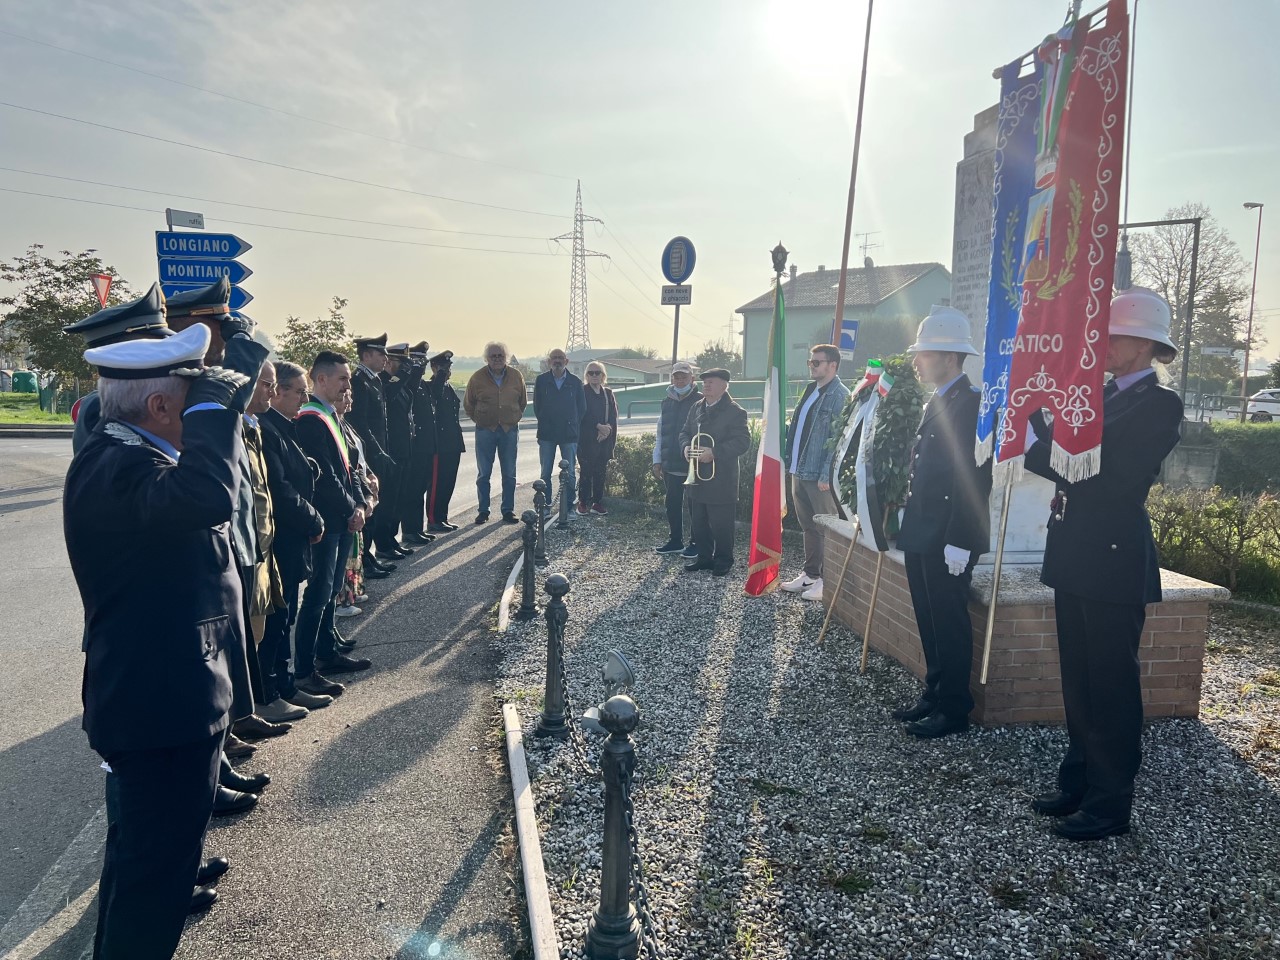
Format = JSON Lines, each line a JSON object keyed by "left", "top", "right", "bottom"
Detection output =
{"left": 1001, "top": 210, "right": 1020, "bottom": 310}
{"left": 1035, "top": 179, "right": 1083, "bottom": 301}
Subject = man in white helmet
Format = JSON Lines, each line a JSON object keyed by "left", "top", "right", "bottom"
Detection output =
{"left": 1023, "top": 286, "right": 1183, "bottom": 842}
{"left": 893, "top": 306, "right": 993, "bottom": 739}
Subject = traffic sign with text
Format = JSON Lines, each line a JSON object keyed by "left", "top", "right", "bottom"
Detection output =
{"left": 661, "top": 284, "right": 692, "bottom": 306}
{"left": 162, "top": 282, "right": 254, "bottom": 310}
{"left": 155, "top": 231, "right": 252, "bottom": 259}
{"left": 158, "top": 258, "right": 254, "bottom": 285}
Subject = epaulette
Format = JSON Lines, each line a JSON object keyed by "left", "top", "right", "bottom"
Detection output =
{"left": 104, "top": 421, "right": 145, "bottom": 446}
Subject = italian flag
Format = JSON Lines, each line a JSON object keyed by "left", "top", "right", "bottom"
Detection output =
{"left": 744, "top": 282, "right": 787, "bottom": 596}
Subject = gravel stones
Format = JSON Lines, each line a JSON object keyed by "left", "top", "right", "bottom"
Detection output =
{"left": 497, "top": 514, "right": 1280, "bottom": 959}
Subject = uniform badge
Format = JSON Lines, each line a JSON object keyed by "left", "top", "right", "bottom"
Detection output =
{"left": 103, "top": 422, "right": 144, "bottom": 446}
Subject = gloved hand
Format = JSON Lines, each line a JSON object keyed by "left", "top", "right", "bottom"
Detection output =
{"left": 943, "top": 544, "right": 970, "bottom": 576}
{"left": 183, "top": 366, "right": 252, "bottom": 413}
{"left": 220, "top": 314, "right": 254, "bottom": 341}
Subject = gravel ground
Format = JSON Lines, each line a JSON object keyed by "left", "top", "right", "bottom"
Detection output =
{"left": 497, "top": 510, "right": 1280, "bottom": 960}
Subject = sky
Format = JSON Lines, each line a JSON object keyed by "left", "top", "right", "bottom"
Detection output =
{"left": 1, "top": 0, "right": 1276, "bottom": 365}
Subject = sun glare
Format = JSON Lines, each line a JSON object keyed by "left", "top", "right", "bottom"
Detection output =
{"left": 763, "top": 0, "right": 868, "bottom": 87}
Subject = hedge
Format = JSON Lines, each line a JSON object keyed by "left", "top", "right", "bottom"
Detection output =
{"left": 1208, "top": 421, "right": 1280, "bottom": 494}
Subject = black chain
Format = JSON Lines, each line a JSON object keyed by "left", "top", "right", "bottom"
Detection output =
{"left": 621, "top": 766, "right": 666, "bottom": 960}
{"left": 554, "top": 633, "right": 598, "bottom": 779}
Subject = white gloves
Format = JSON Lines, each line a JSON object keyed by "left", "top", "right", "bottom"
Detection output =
{"left": 943, "top": 544, "right": 970, "bottom": 576}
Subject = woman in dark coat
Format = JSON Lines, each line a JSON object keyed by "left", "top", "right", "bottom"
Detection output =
{"left": 576, "top": 362, "right": 619, "bottom": 514}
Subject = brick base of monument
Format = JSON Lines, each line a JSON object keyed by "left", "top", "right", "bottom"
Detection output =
{"left": 815, "top": 516, "right": 1230, "bottom": 726}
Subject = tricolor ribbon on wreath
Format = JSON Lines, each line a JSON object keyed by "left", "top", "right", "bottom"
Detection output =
{"left": 830, "top": 360, "right": 896, "bottom": 551}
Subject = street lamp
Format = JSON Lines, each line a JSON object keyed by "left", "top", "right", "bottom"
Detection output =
{"left": 1240, "top": 202, "right": 1264, "bottom": 422}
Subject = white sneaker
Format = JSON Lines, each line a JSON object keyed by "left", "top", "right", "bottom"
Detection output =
{"left": 800, "top": 578, "right": 824, "bottom": 602}
{"left": 335, "top": 604, "right": 362, "bottom": 618}
{"left": 780, "top": 573, "right": 817, "bottom": 593}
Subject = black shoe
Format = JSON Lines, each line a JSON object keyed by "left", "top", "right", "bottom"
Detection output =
{"left": 392, "top": 542, "right": 414, "bottom": 556}
{"left": 363, "top": 565, "right": 391, "bottom": 580}
{"left": 502, "top": 512, "right": 519, "bottom": 524}
{"left": 335, "top": 635, "right": 357, "bottom": 653}
{"left": 427, "top": 522, "right": 453, "bottom": 533}
{"left": 476, "top": 512, "right": 490, "bottom": 524}
{"left": 891, "top": 699, "right": 936, "bottom": 723}
{"left": 195, "top": 857, "right": 230, "bottom": 886}
{"left": 405, "top": 531, "right": 436, "bottom": 544}
{"left": 224, "top": 733, "right": 256, "bottom": 759}
{"left": 683, "top": 560, "right": 713, "bottom": 573}
{"left": 212, "top": 785, "right": 258, "bottom": 817}
{"left": 317, "top": 653, "right": 371, "bottom": 674}
{"left": 374, "top": 551, "right": 404, "bottom": 564}
{"left": 1053, "top": 810, "right": 1130, "bottom": 842}
{"left": 364, "top": 553, "right": 396, "bottom": 572}
{"left": 712, "top": 565, "right": 732, "bottom": 577}
{"left": 220, "top": 767, "right": 270, "bottom": 794}
{"left": 442, "top": 521, "right": 459, "bottom": 531}
{"left": 189, "top": 887, "right": 219, "bottom": 913}
{"left": 1032, "top": 791, "right": 1082, "bottom": 817}
{"left": 231, "top": 715, "right": 290, "bottom": 741}
{"left": 905, "top": 712, "right": 969, "bottom": 739}
{"left": 655, "top": 540, "right": 684, "bottom": 555}
{"left": 297, "top": 671, "right": 345, "bottom": 697}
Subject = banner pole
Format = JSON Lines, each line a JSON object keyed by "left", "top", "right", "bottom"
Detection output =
{"left": 859, "top": 504, "right": 892, "bottom": 674}
{"left": 980, "top": 470, "right": 1016, "bottom": 684}
{"left": 817, "top": 515, "right": 860, "bottom": 646}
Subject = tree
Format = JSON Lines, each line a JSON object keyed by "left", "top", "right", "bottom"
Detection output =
{"left": 276, "top": 296, "right": 355, "bottom": 367}
{"left": 696, "top": 339, "right": 743, "bottom": 377}
{"left": 0, "top": 244, "right": 134, "bottom": 384}
{"left": 1268, "top": 357, "right": 1280, "bottom": 390}
{"left": 613, "top": 344, "right": 659, "bottom": 359}
{"left": 1188, "top": 283, "right": 1249, "bottom": 391}
{"left": 1129, "top": 202, "right": 1252, "bottom": 383}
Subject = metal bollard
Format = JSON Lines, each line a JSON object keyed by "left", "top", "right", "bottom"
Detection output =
{"left": 515, "top": 510, "right": 539, "bottom": 621}
{"left": 534, "top": 574, "right": 570, "bottom": 739}
{"left": 585, "top": 695, "right": 642, "bottom": 960}
{"left": 556, "top": 458, "right": 572, "bottom": 529}
{"left": 532, "top": 480, "right": 549, "bottom": 567}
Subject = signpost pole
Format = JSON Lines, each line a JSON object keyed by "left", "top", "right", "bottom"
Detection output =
{"left": 671, "top": 302, "right": 681, "bottom": 366}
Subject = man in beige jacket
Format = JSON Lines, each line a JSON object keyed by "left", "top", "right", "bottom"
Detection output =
{"left": 463, "top": 341, "right": 527, "bottom": 523}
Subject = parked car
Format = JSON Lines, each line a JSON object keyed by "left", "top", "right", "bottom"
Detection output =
{"left": 1246, "top": 389, "right": 1280, "bottom": 422}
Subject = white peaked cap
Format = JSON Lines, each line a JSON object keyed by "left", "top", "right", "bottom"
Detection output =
{"left": 907, "top": 305, "right": 980, "bottom": 356}
{"left": 84, "top": 322, "right": 211, "bottom": 379}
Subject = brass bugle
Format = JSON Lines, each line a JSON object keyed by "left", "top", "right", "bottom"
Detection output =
{"left": 684, "top": 432, "right": 716, "bottom": 486}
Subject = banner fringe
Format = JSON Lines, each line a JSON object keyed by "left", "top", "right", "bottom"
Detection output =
{"left": 975, "top": 433, "right": 994, "bottom": 467}
{"left": 992, "top": 455, "right": 1025, "bottom": 485}
{"left": 1050, "top": 440, "right": 1102, "bottom": 483}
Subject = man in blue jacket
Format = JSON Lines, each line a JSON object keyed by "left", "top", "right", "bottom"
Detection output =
{"left": 533, "top": 348, "right": 586, "bottom": 513}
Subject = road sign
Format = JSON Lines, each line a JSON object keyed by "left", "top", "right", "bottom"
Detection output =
{"left": 155, "top": 231, "right": 251, "bottom": 259}
{"left": 165, "top": 208, "right": 205, "bottom": 229}
{"left": 661, "top": 236, "right": 696, "bottom": 284}
{"left": 162, "top": 282, "right": 253, "bottom": 310}
{"left": 661, "top": 284, "right": 692, "bottom": 306}
{"left": 839, "top": 319, "right": 860, "bottom": 360}
{"left": 158, "top": 258, "right": 253, "bottom": 285}
{"left": 88, "top": 273, "right": 112, "bottom": 308}
{"left": 1200, "top": 346, "right": 1234, "bottom": 357}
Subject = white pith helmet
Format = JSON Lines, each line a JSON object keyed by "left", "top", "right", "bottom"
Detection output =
{"left": 1110, "top": 286, "right": 1177, "bottom": 357}
{"left": 907, "top": 305, "right": 980, "bottom": 356}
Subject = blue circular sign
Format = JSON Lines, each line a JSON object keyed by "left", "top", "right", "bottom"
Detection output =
{"left": 661, "top": 236, "right": 696, "bottom": 285}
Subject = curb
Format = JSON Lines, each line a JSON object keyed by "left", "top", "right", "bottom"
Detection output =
{"left": 502, "top": 703, "right": 559, "bottom": 960}
{"left": 497, "top": 552, "right": 524, "bottom": 633}
{"left": 0, "top": 425, "right": 73, "bottom": 439}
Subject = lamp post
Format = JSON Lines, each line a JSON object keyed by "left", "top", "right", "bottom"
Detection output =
{"left": 1240, "top": 202, "right": 1264, "bottom": 423}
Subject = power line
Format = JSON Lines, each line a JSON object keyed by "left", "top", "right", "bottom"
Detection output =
{"left": 0, "top": 100, "right": 567, "bottom": 219}
{"left": 0, "top": 187, "right": 567, "bottom": 256}
{"left": 0, "top": 167, "right": 551, "bottom": 240}
{"left": 0, "top": 27, "right": 574, "bottom": 183}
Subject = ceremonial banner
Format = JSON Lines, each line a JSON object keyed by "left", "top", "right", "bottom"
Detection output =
{"left": 998, "top": 0, "right": 1129, "bottom": 481}
{"left": 976, "top": 60, "right": 1042, "bottom": 466}
{"left": 745, "top": 283, "right": 787, "bottom": 597}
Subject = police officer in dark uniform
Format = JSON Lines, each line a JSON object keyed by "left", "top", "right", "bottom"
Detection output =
{"left": 402, "top": 341, "right": 439, "bottom": 540}
{"left": 894, "top": 306, "right": 992, "bottom": 740}
{"left": 679, "top": 368, "right": 751, "bottom": 576}
{"left": 1025, "top": 287, "right": 1184, "bottom": 842}
{"left": 65, "top": 324, "right": 250, "bottom": 960}
{"left": 426, "top": 350, "right": 464, "bottom": 531}
{"left": 347, "top": 333, "right": 408, "bottom": 567}
{"left": 380, "top": 343, "right": 431, "bottom": 549}
{"left": 65, "top": 282, "right": 172, "bottom": 454}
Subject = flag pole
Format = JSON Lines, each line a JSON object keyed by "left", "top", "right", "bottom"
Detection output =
{"left": 979, "top": 470, "right": 1016, "bottom": 683}
{"left": 859, "top": 504, "right": 892, "bottom": 673}
{"left": 830, "top": 0, "right": 876, "bottom": 344}
{"left": 817, "top": 515, "right": 860, "bottom": 646}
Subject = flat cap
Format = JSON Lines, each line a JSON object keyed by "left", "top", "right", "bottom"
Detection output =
{"left": 85, "top": 322, "right": 210, "bottom": 379}
{"left": 64, "top": 282, "right": 171, "bottom": 347}
{"left": 165, "top": 277, "right": 231, "bottom": 320}
{"left": 700, "top": 368, "right": 731, "bottom": 382}
{"left": 429, "top": 350, "right": 454, "bottom": 365}
{"left": 354, "top": 333, "right": 388, "bottom": 354}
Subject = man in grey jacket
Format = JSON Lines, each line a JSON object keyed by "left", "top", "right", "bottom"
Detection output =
{"left": 780, "top": 344, "right": 850, "bottom": 602}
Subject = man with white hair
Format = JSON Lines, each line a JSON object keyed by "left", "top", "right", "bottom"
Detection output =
{"left": 463, "top": 341, "right": 527, "bottom": 523}
{"left": 64, "top": 324, "right": 250, "bottom": 959}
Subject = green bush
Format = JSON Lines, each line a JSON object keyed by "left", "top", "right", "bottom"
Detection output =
{"left": 1208, "top": 421, "right": 1280, "bottom": 494}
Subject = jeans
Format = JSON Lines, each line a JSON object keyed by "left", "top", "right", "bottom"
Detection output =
{"left": 662, "top": 470, "right": 692, "bottom": 544}
{"left": 475, "top": 425, "right": 519, "bottom": 516}
{"left": 539, "top": 440, "right": 577, "bottom": 507}
{"left": 294, "top": 530, "right": 348, "bottom": 677}
{"left": 259, "top": 579, "right": 300, "bottom": 702}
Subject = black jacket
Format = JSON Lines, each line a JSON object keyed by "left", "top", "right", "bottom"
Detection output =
{"left": 679, "top": 395, "right": 752, "bottom": 505}
{"left": 1025, "top": 371, "right": 1183, "bottom": 605}
{"left": 382, "top": 366, "right": 423, "bottom": 462}
{"left": 64, "top": 409, "right": 242, "bottom": 754}
{"left": 260, "top": 407, "right": 325, "bottom": 585}
{"left": 896, "top": 374, "right": 993, "bottom": 555}
{"left": 431, "top": 378, "right": 466, "bottom": 455}
{"left": 295, "top": 399, "right": 367, "bottom": 529}
{"left": 348, "top": 365, "right": 393, "bottom": 474}
{"left": 657, "top": 387, "right": 701, "bottom": 474}
{"left": 534, "top": 371, "right": 587, "bottom": 443}
{"left": 411, "top": 379, "right": 437, "bottom": 464}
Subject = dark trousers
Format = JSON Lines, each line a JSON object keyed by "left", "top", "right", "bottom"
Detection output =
{"left": 259, "top": 579, "right": 300, "bottom": 702}
{"left": 372, "top": 462, "right": 403, "bottom": 550}
{"left": 577, "top": 442, "right": 609, "bottom": 505}
{"left": 662, "top": 470, "right": 692, "bottom": 543}
{"left": 691, "top": 500, "right": 735, "bottom": 568}
{"left": 1053, "top": 590, "right": 1146, "bottom": 820}
{"left": 402, "top": 449, "right": 433, "bottom": 534}
{"left": 903, "top": 549, "right": 976, "bottom": 718}
{"left": 428, "top": 450, "right": 461, "bottom": 524}
{"left": 235, "top": 566, "right": 265, "bottom": 715}
{"left": 295, "top": 530, "right": 349, "bottom": 676}
{"left": 94, "top": 731, "right": 222, "bottom": 960}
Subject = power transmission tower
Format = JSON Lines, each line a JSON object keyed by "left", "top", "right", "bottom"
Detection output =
{"left": 552, "top": 180, "right": 609, "bottom": 352}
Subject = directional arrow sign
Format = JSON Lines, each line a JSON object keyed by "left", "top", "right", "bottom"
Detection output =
{"left": 155, "top": 231, "right": 252, "bottom": 259}
{"left": 159, "top": 258, "right": 253, "bottom": 285}
{"left": 162, "top": 282, "right": 253, "bottom": 310}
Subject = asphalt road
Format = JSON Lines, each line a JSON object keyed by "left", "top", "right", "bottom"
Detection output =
{"left": 0, "top": 422, "right": 653, "bottom": 960}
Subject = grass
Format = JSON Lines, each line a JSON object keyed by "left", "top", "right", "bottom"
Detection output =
{"left": 827, "top": 869, "right": 873, "bottom": 896}
{"left": 0, "top": 393, "right": 71, "bottom": 424}
{"left": 990, "top": 877, "right": 1031, "bottom": 910}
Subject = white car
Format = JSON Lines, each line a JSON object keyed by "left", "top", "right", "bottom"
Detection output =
{"left": 1246, "top": 389, "right": 1280, "bottom": 422}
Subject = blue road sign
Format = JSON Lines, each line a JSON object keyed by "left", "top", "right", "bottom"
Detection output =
{"left": 155, "top": 231, "right": 252, "bottom": 259}
{"left": 661, "top": 236, "right": 696, "bottom": 285}
{"left": 162, "top": 282, "right": 253, "bottom": 310}
{"left": 158, "top": 258, "right": 253, "bottom": 285}
{"left": 839, "top": 319, "right": 860, "bottom": 356}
